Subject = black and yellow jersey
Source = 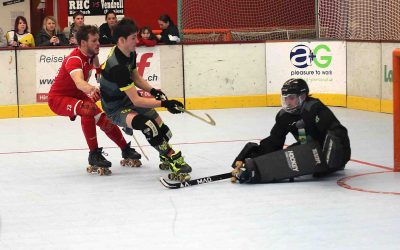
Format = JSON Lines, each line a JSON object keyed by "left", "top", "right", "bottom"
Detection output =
{"left": 99, "top": 46, "right": 137, "bottom": 114}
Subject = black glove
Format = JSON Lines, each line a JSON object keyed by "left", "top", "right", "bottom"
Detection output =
{"left": 232, "top": 159, "right": 258, "bottom": 184}
{"left": 150, "top": 88, "right": 168, "bottom": 101}
{"left": 233, "top": 166, "right": 255, "bottom": 184}
{"left": 161, "top": 100, "right": 184, "bottom": 114}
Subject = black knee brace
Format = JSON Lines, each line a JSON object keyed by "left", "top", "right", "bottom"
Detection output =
{"left": 323, "top": 129, "right": 350, "bottom": 171}
{"left": 131, "top": 115, "right": 165, "bottom": 147}
{"left": 160, "top": 123, "right": 172, "bottom": 142}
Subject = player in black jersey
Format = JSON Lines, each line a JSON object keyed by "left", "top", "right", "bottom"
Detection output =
{"left": 232, "top": 78, "right": 351, "bottom": 183}
{"left": 99, "top": 18, "right": 191, "bottom": 181}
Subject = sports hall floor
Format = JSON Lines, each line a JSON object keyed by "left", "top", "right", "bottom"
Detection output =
{"left": 0, "top": 107, "right": 398, "bottom": 249}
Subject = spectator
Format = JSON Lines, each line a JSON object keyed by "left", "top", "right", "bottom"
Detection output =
{"left": 36, "top": 16, "right": 68, "bottom": 46}
{"left": 137, "top": 26, "right": 157, "bottom": 47}
{"left": 63, "top": 11, "right": 85, "bottom": 45}
{"left": 99, "top": 10, "right": 117, "bottom": 45}
{"left": 6, "top": 16, "right": 35, "bottom": 47}
{"left": 156, "top": 14, "right": 180, "bottom": 44}
{"left": 0, "top": 28, "right": 7, "bottom": 47}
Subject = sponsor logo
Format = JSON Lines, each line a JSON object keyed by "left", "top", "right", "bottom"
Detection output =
{"left": 285, "top": 150, "right": 299, "bottom": 172}
{"left": 312, "top": 148, "right": 321, "bottom": 164}
{"left": 197, "top": 177, "right": 212, "bottom": 184}
{"left": 144, "top": 120, "right": 159, "bottom": 138}
{"left": 136, "top": 53, "right": 159, "bottom": 83}
{"left": 384, "top": 65, "right": 392, "bottom": 83}
{"left": 68, "top": 0, "right": 124, "bottom": 15}
{"left": 39, "top": 55, "right": 66, "bottom": 63}
{"left": 325, "top": 139, "right": 333, "bottom": 163}
{"left": 290, "top": 44, "right": 332, "bottom": 69}
{"left": 180, "top": 182, "right": 191, "bottom": 187}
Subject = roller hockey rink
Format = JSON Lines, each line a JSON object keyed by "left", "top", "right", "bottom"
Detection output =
{"left": 0, "top": 107, "right": 399, "bottom": 249}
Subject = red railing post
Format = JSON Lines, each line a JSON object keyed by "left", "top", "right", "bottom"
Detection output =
{"left": 393, "top": 49, "right": 400, "bottom": 172}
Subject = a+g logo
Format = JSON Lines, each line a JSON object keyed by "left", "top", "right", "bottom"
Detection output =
{"left": 290, "top": 44, "right": 332, "bottom": 69}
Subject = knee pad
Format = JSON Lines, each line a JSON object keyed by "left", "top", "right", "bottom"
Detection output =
{"left": 323, "top": 130, "right": 350, "bottom": 170}
{"left": 77, "top": 101, "right": 101, "bottom": 117}
{"left": 97, "top": 113, "right": 115, "bottom": 133}
{"left": 159, "top": 123, "right": 172, "bottom": 142}
{"left": 131, "top": 115, "right": 165, "bottom": 147}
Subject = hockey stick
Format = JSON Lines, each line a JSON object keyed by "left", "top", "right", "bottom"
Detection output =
{"left": 176, "top": 107, "right": 216, "bottom": 126}
{"left": 131, "top": 132, "right": 149, "bottom": 161}
{"left": 160, "top": 172, "right": 232, "bottom": 189}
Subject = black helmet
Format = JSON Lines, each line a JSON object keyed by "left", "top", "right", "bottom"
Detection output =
{"left": 281, "top": 78, "right": 309, "bottom": 114}
{"left": 281, "top": 78, "right": 309, "bottom": 96}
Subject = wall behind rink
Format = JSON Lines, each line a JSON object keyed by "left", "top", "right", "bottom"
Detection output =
{"left": 0, "top": 40, "right": 399, "bottom": 118}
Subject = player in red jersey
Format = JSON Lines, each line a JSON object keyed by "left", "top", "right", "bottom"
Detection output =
{"left": 48, "top": 25, "right": 141, "bottom": 175}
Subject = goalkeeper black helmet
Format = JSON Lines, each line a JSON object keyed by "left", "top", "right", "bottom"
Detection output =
{"left": 281, "top": 78, "right": 309, "bottom": 114}
{"left": 281, "top": 78, "right": 309, "bottom": 96}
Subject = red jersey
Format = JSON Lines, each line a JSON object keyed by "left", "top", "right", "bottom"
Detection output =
{"left": 49, "top": 48, "right": 94, "bottom": 97}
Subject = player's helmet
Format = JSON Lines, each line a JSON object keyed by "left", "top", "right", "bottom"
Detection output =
{"left": 281, "top": 78, "right": 309, "bottom": 114}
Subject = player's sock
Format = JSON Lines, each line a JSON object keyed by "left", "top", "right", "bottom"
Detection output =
{"left": 81, "top": 116, "right": 98, "bottom": 151}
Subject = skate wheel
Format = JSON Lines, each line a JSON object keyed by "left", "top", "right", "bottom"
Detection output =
{"left": 168, "top": 173, "right": 176, "bottom": 180}
{"left": 97, "top": 168, "right": 104, "bottom": 175}
{"left": 121, "top": 159, "right": 142, "bottom": 167}
{"left": 132, "top": 159, "right": 142, "bottom": 167}
{"left": 86, "top": 166, "right": 93, "bottom": 173}
{"left": 159, "top": 163, "right": 169, "bottom": 170}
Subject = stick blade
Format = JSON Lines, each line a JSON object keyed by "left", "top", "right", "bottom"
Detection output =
{"left": 159, "top": 177, "right": 180, "bottom": 189}
{"left": 205, "top": 113, "right": 216, "bottom": 126}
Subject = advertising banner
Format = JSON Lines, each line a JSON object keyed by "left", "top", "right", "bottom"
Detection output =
{"left": 266, "top": 41, "right": 346, "bottom": 95}
{"left": 35, "top": 46, "right": 161, "bottom": 102}
{"left": 68, "top": 0, "right": 124, "bottom": 16}
{"left": 381, "top": 43, "right": 400, "bottom": 100}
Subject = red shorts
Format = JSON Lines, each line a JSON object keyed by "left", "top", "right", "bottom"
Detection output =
{"left": 48, "top": 93, "right": 102, "bottom": 119}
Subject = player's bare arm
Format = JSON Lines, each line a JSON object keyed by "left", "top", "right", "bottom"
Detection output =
{"left": 124, "top": 84, "right": 161, "bottom": 108}
{"left": 131, "top": 68, "right": 168, "bottom": 101}
{"left": 131, "top": 68, "right": 152, "bottom": 92}
{"left": 70, "top": 70, "right": 99, "bottom": 100}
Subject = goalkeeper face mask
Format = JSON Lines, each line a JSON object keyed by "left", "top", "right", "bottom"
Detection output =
{"left": 281, "top": 93, "right": 306, "bottom": 114}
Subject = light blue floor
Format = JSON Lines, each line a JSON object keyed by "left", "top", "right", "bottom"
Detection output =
{"left": 0, "top": 107, "right": 398, "bottom": 250}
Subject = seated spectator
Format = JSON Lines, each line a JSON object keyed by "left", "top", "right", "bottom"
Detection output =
{"left": 99, "top": 10, "right": 117, "bottom": 45}
{"left": 137, "top": 26, "right": 157, "bottom": 47}
{"left": 6, "top": 16, "right": 35, "bottom": 47}
{"left": 36, "top": 16, "right": 68, "bottom": 46}
{"left": 156, "top": 14, "right": 180, "bottom": 44}
{"left": 63, "top": 11, "right": 84, "bottom": 45}
{"left": 0, "top": 28, "right": 7, "bottom": 47}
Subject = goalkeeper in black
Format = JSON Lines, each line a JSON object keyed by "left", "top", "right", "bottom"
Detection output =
{"left": 99, "top": 18, "right": 192, "bottom": 181}
{"left": 232, "top": 78, "right": 351, "bottom": 183}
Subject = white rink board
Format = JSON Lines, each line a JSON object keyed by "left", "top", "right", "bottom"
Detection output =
{"left": 0, "top": 50, "right": 17, "bottom": 105}
{"left": 266, "top": 41, "right": 346, "bottom": 95}
{"left": 346, "top": 42, "right": 381, "bottom": 98}
{"left": 183, "top": 43, "right": 267, "bottom": 97}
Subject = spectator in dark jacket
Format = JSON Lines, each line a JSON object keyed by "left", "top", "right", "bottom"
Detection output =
{"left": 63, "top": 11, "right": 84, "bottom": 45}
{"left": 99, "top": 10, "right": 117, "bottom": 45}
{"left": 156, "top": 14, "right": 180, "bottom": 44}
{"left": 36, "top": 16, "right": 68, "bottom": 46}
